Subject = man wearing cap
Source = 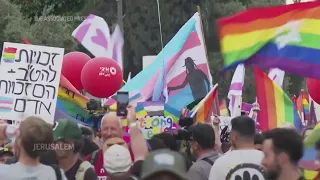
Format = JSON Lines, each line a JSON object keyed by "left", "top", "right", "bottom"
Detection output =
{"left": 54, "top": 119, "right": 98, "bottom": 180}
{"left": 103, "top": 143, "right": 134, "bottom": 179}
{"left": 140, "top": 149, "right": 188, "bottom": 180}
{"left": 0, "top": 147, "right": 13, "bottom": 164}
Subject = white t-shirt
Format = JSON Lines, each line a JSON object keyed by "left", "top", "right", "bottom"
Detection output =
{"left": 0, "top": 162, "right": 68, "bottom": 180}
{"left": 208, "top": 149, "right": 265, "bottom": 180}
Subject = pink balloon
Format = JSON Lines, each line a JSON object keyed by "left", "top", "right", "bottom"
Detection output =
{"left": 62, "top": 52, "right": 90, "bottom": 90}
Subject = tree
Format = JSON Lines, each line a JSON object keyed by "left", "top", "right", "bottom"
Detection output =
{"left": 3, "top": 17, "right": 77, "bottom": 52}
{"left": 123, "top": 0, "right": 204, "bottom": 77}
{"left": 9, "top": 0, "right": 86, "bottom": 18}
{"left": 0, "top": 0, "right": 21, "bottom": 52}
{"left": 287, "top": 74, "right": 305, "bottom": 96}
{"left": 77, "top": 0, "right": 117, "bottom": 26}
{"left": 0, "top": 0, "right": 77, "bottom": 52}
{"left": 248, "top": 0, "right": 285, "bottom": 7}
{"left": 201, "top": 0, "right": 246, "bottom": 52}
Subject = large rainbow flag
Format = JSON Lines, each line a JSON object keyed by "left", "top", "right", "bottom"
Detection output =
{"left": 254, "top": 67, "right": 301, "bottom": 131}
{"left": 108, "top": 13, "right": 212, "bottom": 122}
{"left": 219, "top": 1, "right": 320, "bottom": 79}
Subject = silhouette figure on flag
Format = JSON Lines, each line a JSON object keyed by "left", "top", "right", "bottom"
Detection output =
{"left": 167, "top": 57, "right": 210, "bottom": 101}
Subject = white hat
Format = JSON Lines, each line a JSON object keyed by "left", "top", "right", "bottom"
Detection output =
{"left": 103, "top": 144, "right": 132, "bottom": 173}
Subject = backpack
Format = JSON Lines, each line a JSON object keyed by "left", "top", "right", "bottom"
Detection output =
{"left": 50, "top": 164, "right": 62, "bottom": 180}
{"left": 75, "top": 161, "right": 94, "bottom": 180}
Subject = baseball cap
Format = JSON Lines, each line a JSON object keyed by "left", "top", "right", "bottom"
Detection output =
{"left": 140, "top": 149, "right": 188, "bottom": 180}
{"left": 53, "top": 119, "right": 82, "bottom": 141}
{"left": 103, "top": 144, "right": 132, "bottom": 174}
{"left": 0, "top": 147, "right": 13, "bottom": 157}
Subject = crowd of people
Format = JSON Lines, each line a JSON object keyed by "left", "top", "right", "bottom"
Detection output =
{"left": 0, "top": 104, "right": 313, "bottom": 180}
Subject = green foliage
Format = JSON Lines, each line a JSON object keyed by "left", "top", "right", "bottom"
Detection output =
{"left": 9, "top": 0, "right": 85, "bottom": 18}
{"left": 201, "top": 0, "right": 246, "bottom": 52}
{"left": 248, "top": 0, "right": 286, "bottom": 8}
{"left": 78, "top": 0, "right": 117, "bottom": 25}
{"left": 287, "top": 74, "right": 305, "bottom": 96}
{"left": 4, "top": 18, "right": 77, "bottom": 52}
{"left": 0, "top": 0, "right": 77, "bottom": 52}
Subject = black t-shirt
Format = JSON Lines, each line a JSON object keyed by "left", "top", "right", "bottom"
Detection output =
{"left": 65, "top": 159, "right": 98, "bottom": 180}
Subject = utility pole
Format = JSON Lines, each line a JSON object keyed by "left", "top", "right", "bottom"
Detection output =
{"left": 117, "top": 0, "right": 124, "bottom": 33}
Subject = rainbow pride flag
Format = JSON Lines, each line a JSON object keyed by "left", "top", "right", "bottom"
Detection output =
{"left": 254, "top": 67, "right": 301, "bottom": 131}
{"left": 190, "top": 84, "right": 218, "bottom": 123}
{"left": 56, "top": 75, "right": 91, "bottom": 124}
{"left": 219, "top": 100, "right": 229, "bottom": 116}
{"left": 55, "top": 99, "right": 92, "bottom": 125}
{"left": 58, "top": 75, "right": 89, "bottom": 109}
{"left": 297, "top": 90, "right": 310, "bottom": 123}
{"left": 2, "top": 47, "right": 17, "bottom": 63}
{"left": 219, "top": 1, "right": 320, "bottom": 79}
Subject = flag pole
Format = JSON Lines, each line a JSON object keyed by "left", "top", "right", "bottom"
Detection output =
{"left": 197, "top": 5, "right": 220, "bottom": 115}
{"left": 196, "top": 5, "right": 209, "bottom": 61}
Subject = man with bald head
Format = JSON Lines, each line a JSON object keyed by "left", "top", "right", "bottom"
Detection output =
{"left": 100, "top": 112, "right": 123, "bottom": 143}
{"left": 85, "top": 112, "right": 134, "bottom": 180}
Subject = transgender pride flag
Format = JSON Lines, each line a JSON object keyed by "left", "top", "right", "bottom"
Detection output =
{"left": 111, "top": 13, "right": 212, "bottom": 118}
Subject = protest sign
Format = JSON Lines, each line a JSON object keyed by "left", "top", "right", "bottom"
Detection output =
{"left": 137, "top": 116, "right": 173, "bottom": 139}
{"left": 0, "top": 42, "right": 64, "bottom": 123}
